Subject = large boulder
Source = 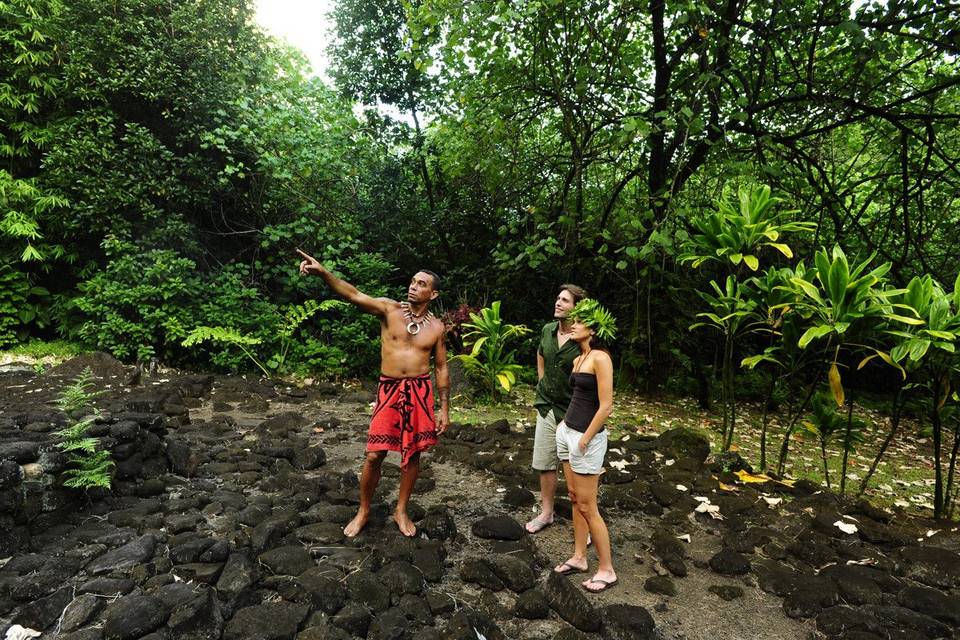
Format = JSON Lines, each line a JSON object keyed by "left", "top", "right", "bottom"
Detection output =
{"left": 471, "top": 515, "right": 525, "bottom": 541}
{"left": 543, "top": 571, "right": 600, "bottom": 633}
{"left": 655, "top": 428, "right": 711, "bottom": 468}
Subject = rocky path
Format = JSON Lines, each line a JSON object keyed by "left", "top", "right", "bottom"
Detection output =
{"left": 1, "top": 356, "right": 959, "bottom": 640}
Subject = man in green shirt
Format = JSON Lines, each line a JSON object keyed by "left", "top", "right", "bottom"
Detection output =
{"left": 526, "top": 283, "right": 588, "bottom": 534}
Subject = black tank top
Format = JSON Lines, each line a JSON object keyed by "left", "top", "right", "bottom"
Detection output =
{"left": 563, "top": 372, "right": 601, "bottom": 433}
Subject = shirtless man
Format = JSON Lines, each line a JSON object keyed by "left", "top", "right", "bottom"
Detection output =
{"left": 297, "top": 249, "right": 449, "bottom": 537}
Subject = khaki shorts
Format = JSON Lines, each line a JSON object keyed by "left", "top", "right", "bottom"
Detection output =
{"left": 556, "top": 421, "right": 607, "bottom": 475}
{"left": 532, "top": 410, "right": 560, "bottom": 471}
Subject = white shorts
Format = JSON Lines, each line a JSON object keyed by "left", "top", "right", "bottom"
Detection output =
{"left": 556, "top": 421, "right": 607, "bottom": 475}
{"left": 532, "top": 410, "right": 560, "bottom": 471}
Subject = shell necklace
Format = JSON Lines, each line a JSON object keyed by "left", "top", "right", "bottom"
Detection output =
{"left": 400, "top": 302, "right": 434, "bottom": 335}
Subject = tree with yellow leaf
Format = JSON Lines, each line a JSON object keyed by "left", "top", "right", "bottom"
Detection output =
{"left": 779, "top": 245, "right": 921, "bottom": 495}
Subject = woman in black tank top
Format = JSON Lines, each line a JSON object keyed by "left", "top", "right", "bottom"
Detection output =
{"left": 552, "top": 299, "right": 618, "bottom": 593}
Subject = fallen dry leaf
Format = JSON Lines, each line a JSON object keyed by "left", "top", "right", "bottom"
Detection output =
{"left": 834, "top": 520, "right": 858, "bottom": 535}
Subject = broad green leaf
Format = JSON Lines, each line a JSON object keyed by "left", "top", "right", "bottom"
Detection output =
{"left": 798, "top": 324, "right": 832, "bottom": 348}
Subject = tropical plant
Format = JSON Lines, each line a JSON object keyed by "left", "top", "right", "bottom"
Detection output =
{"left": 454, "top": 301, "right": 531, "bottom": 395}
{"left": 680, "top": 184, "right": 814, "bottom": 271}
{"left": 690, "top": 276, "right": 757, "bottom": 450}
{"left": 880, "top": 274, "right": 960, "bottom": 518}
{"left": 740, "top": 264, "right": 816, "bottom": 471}
{"left": 182, "top": 299, "right": 345, "bottom": 377}
{"left": 54, "top": 414, "right": 113, "bottom": 490}
{"left": 52, "top": 368, "right": 111, "bottom": 490}
{"left": 801, "top": 391, "right": 867, "bottom": 489}
{"left": 781, "top": 245, "right": 920, "bottom": 493}
{"left": 54, "top": 366, "right": 99, "bottom": 413}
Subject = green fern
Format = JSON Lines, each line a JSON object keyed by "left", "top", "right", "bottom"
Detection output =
{"left": 54, "top": 414, "right": 114, "bottom": 490}
{"left": 55, "top": 367, "right": 101, "bottom": 413}
{"left": 182, "top": 299, "right": 348, "bottom": 377}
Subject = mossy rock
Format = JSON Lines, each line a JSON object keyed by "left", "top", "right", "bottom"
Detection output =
{"left": 654, "top": 427, "right": 711, "bottom": 468}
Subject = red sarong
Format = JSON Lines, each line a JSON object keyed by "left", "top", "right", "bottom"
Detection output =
{"left": 367, "top": 374, "right": 438, "bottom": 468}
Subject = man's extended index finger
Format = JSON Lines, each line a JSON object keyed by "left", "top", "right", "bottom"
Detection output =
{"left": 295, "top": 248, "right": 313, "bottom": 260}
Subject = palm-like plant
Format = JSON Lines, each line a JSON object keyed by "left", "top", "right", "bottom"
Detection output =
{"left": 455, "top": 301, "right": 531, "bottom": 395}
{"left": 779, "top": 245, "right": 920, "bottom": 493}
{"left": 881, "top": 274, "right": 960, "bottom": 518}
{"left": 679, "top": 184, "right": 815, "bottom": 272}
{"left": 691, "top": 276, "right": 757, "bottom": 450}
{"left": 801, "top": 392, "right": 866, "bottom": 490}
{"left": 741, "top": 265, "right": 818, "bottom": 471}
{"left": 683, "top": 184, "right": 814, "bottom": 453}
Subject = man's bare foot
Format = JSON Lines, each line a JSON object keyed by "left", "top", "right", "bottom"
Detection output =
{"left": 393, "top": 510, "right": 417, "bottom": 537}
{"left": 343, "top": 511, "right": 369, "bottom": 537}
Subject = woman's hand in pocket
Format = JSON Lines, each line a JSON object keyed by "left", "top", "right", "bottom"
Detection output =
{"left": 578, "top": 435, "right": 590, "bottom": 454}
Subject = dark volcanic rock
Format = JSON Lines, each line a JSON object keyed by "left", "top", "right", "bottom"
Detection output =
{"left": 708, "top": 585, "right": 744, "bottom": 600}
{"left": 816, "top": 605, "right": 886, "bottom": 638}
{"left": 60, "top": 594, "right": 105, "bottom": 633}
{"left": 897, "top": 584, "right": 960, "bottom": 625}
{"left": 216, "top": 553, "right": 259, "bottom": 596}
{"left": 103, "top": 595, "right": 169, "bottom": 640}
{"left": 298, "top": 567, "right": 347, "bottom": 614}
{"left": 655, "top": 428, "right": 710, "bottom": 468}
{"left": 13, "top": 586, "right": 72, "bottom": 631}
{"left": 783, "top": 576, "right": 840, "bottom": 619}
{"left": 333, "top": 602, "right": 372, "bottom": 637}
{"left": 501, "top": 485, "right": 535, "bottom": 507}
{"left": 898, "top": 545, "right": 960, "bottom": 589}
{"left": 78, "top": 577, "right": 135, "bottom": 596}
{"left": 644, "top": 575, "right": 677, "bottom": 596}
{"left": 85, "top": 535, "right": 156, "bottom": 575}
{"left": 166, "top": 438, "right": 200, "bottom": 477}
{"left": 0, "top": 460, "right": 22, "bottom": 489}
{"left": 708, "top": 549, "right": 751, "bottom": 576}
{"left": 514, "top": 588, "right": 551, "bottom": 619}
{"left": 863, "top": 604, "right": 952, "bottom": 639}
{"left": 543, "top": 571, "right": 600, "bottom": 632}
{"left": 222, "top": 602, "right": 310, "bottom": 640}
{"left": 486, "top": 554, "right": 536, "bottom": 593}
{"left": 366, "top": 607, "right": 409, "bottom": 640}
{"left": 471, "top": 514, "right": 525, "bottom": 541}
{"left": 600, "top": 604, "right": 656, "bottom": 640}
{"left": 259, "top": 545, "right": 314, "bottom": 576}
{"left": 295, "top": 522, "right": 344, "bottom": 545}
{"left": 167, "top": 588, "right": 223, "bottom": 640}
{"left": 420, "top": 510, "right": 457, "bottom": 541}
{"left": 650, "top": 482, "right": 681, "bottom": 507}
{"left": 378, "top": 561, "right": 424, "bottom": 596}
{"left": 442, "top": 608, "right": 506, "bottom": 640}
{"left": 460, "top": 558, "right": 505, "bottom": 591}
{"left": 346, "top": 570, "right": 392, "bottom": 613}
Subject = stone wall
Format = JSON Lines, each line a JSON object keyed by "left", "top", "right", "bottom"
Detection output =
{"left": 0, "top": 360, "right": 213, "bottom": 556}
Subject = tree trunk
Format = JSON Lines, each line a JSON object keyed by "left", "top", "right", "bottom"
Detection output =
{"left": 777, "top": 381, "right": 818, "bottom": 477}
{"left": 858, "top": 385, "right": 905, "bottom": 498}
{"left": 759, "top": 374, "right": 777, "bottom": 471}
{"left": 840, "top": 391, "right": 855, "bottom": 496}
{"left": 932, "top": 376, "right": 944, "bottom": 519}
{"left": 944, "top": 416, "right": 960, "bottom": 519}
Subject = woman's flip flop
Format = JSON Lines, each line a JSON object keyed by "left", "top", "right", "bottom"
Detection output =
{"left": 554, "top": 562, "right": 586, "bottom": 576}
{"left": 582, "top": 577, "right": 618, "bottom": 593}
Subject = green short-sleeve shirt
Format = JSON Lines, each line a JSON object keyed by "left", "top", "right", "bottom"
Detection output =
{"left": 533, "top": 320, "right": 580, "bottom": 419}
